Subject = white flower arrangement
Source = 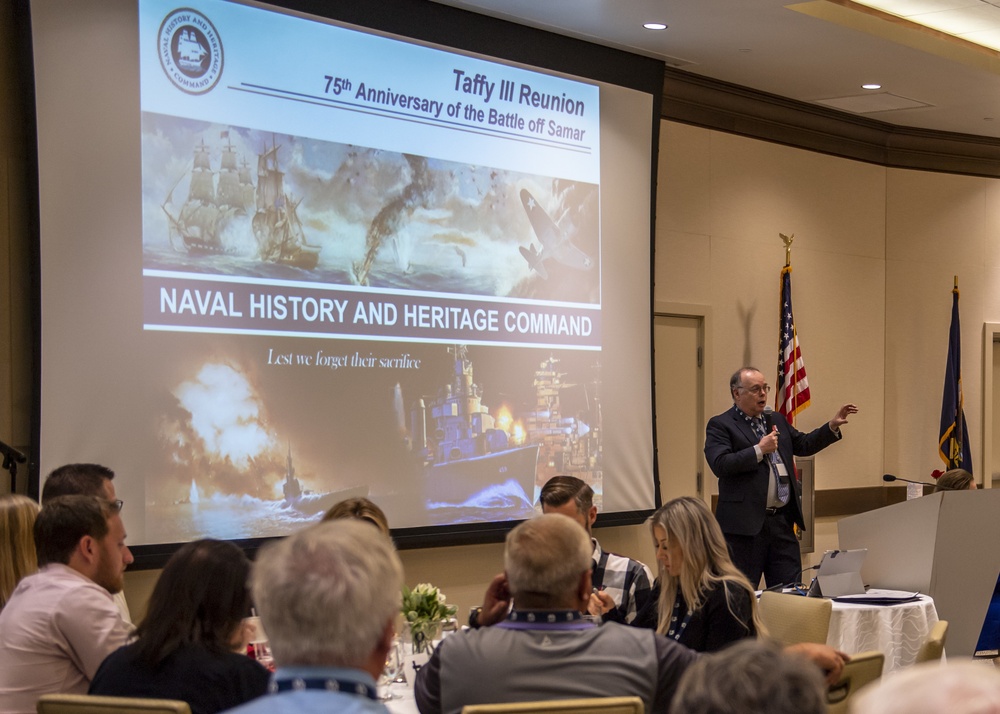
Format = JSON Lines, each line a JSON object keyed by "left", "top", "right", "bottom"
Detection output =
{"left": 402, "top": 583, "right": 457, "bottom": 652}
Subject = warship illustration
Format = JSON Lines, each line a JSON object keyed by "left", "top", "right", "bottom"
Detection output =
{"left": 411, "top": 345, "right": 539, "bottom": 505}
{"left": 524, "top": 355, "right": 602, "bottom": 490}
{"left": 253, "top": 137, "right": 321, "bottom": 270}
{"left": 280, "top": 445, "right": 368, "bottom": 516}
{"left": 176, "top": 30, "right": 208, "bottom": 71}
{"left": 161, "top": 135, "right": 250, "bottom": 254}
{"left": 161, "top": 132, "right": 321, "bottom": 269}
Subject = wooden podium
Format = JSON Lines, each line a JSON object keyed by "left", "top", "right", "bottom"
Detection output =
{"left": 838, "top": 489, "right": 1000, "bottom": 656}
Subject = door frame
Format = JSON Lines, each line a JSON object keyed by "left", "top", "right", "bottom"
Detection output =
{"left": 981, "top": 322, "right": 999, "bottom": 489}
{"left": 652, "top": 301, "right": 712, "bottom": 499}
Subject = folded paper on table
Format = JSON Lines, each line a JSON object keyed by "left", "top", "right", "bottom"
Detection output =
{"left": 832, "top": 589, "right": 921, "bottom": 605}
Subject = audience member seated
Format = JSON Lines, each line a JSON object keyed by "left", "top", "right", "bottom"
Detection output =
{"left": 0, "top": 493, "right": 40, "bottom": 610}
{"left": 671, "top": 638, "right": 826, "bottom": 714}
{"left": 851, "top": 660, "right": 1000, "bottom": 714}
{"left": 89, "top": 539, "right": 269, "bottom": 714}
{"left": 935, "top": 468, "right": 976, "bottom": 492}
{"left": 539, "top": 475, "right": 653, "bottom": 624}
{"left": 0, "top": 495, "right": 132, "bottom": 714}
{"left": 414, "top": 514, "right": 847, "bottom": 714}
{"left": 41, "top": 463, "right": 132, "bottom": 623}
{"left": 633, "top": 496, "right": 761, "bottom": 652}
{"left": 321, "top": 496, "right": 390, "bottom": 535}
{"left": 225, "top": 519, "right": 403, "bottom": 714}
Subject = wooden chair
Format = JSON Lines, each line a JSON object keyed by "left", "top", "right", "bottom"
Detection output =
{"left": 461, "top": 696, "right": 644, "bottom": 714}
{"left": 826, "top": 650, "right": 884, "bottom": 714}
{"left": 915, "top": 619, "right": 949, "bottom": 663}
{"left": 758, "top": 590, "right": 833, "bottom": 645}
{"left": 37, "top": 694, "right": 191, "bottom": 714}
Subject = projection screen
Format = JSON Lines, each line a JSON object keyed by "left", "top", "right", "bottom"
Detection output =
{"left": 27, "top": 0, "right": 662, "bottom": 563}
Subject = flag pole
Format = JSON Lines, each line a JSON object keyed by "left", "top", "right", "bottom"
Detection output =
{"left": 939, "top": 275, "right": 972, "bottom": 472}
{"left": 776, "top": 232, "right": 810, "bottom": 425}
{"left": 779, "top": 233, "right": 795, "bottom": 412}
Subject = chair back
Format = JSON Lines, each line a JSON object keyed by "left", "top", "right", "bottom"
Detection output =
{"left": 37, "top": 694, "right": 192, "bottom": 714}
{"left": 757, "top": 591, "right": 832, "bottom": 645}
{"left": 461, "top": 696, "right": 644, "bottom": 714}
{"left": 826, "top": 650, "right": 884, "bottom": 714}
{"left": 915, "top": 619, "right": 949, "bottom": 663}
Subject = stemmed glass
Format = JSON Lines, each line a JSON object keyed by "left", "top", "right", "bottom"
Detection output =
{"left": 377, "top": 636, "right": 404, "bottom": 700}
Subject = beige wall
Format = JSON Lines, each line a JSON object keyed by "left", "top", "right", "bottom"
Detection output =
{"left": 658, "top": 122, "right": 888, "bottom": 494}
{"left": 122, "top": 525, "right": 656, "bottom": 622}
{"left": 659, "top": 120, "right": 999, "bottom": 490}
{"left": 13, "top": 111, "right": 999, "bottom": 611}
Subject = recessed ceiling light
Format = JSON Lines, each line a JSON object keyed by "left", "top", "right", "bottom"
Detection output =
{"left": 862, "top": 83, "right": 882, "bottom": 90}
{"left": 643, "top": 22, "right": 668, "bottom": 30}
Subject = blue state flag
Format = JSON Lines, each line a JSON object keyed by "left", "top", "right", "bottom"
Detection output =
{"left": 939, "top": 283, "right": 973, "bottom": 472}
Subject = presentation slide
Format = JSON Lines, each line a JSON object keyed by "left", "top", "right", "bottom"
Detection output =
{"left": 31, "top": 0, "right": 659, "bottom": 555}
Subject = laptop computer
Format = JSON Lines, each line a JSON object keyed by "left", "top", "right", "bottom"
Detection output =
{"left": 806, "top": 548, "right": 867, "bottom": 598}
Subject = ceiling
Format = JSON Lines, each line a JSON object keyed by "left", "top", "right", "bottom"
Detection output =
{"left": 432, "top": 0, "right": 1000, "bottom": 140}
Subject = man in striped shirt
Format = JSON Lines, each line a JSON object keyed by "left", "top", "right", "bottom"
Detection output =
{"left": 540, "top": 475, "right": 653, "bottom": 624}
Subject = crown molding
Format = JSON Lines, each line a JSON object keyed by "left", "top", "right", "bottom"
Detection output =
{"left": 663, "top": 66, "right": 1000, "bottom": 177}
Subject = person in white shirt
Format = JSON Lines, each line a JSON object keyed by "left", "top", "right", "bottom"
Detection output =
{"left": 0, "top": 495, "right": 133, "bottom": 714}
{"left": 41, "top": 463, "right": 132, "bottom": 623}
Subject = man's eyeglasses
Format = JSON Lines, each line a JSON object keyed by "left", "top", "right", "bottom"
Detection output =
{"left": 740, "top": 384, "right": 771, "bottom": 395}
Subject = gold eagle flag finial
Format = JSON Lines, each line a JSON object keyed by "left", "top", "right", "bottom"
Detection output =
{"left": 779, "top": 233, "right": 795, "bottom": 267}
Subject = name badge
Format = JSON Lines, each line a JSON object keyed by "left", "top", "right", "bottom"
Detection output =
{"left": 775, "top": 462, "right": 789, "bottom": 483}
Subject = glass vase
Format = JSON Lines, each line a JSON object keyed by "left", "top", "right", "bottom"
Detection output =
{"left": 406, "top": 619, "right": 442, "bottom": 654}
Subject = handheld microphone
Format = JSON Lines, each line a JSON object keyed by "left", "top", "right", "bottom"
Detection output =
{"left": 762, "top": 405, "right": 774, "bottom": 431}
{"left": 882, "top": 474, "right": 940, "bottom": 490}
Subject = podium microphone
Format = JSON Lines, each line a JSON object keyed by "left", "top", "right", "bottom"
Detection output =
{"left": 882, "top": 474, "right": 940, "bottom": 490}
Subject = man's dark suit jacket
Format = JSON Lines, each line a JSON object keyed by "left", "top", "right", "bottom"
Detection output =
{"left": 704, "top": 406, "right": 841, "bottom": 537}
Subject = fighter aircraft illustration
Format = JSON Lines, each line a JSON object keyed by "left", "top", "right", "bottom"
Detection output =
{"left": 518, "top": 188, "right": 594, "bottom": 279}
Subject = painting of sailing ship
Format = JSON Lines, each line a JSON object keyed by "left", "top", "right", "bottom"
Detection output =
{"left": 161, "top": 131, "right": 320, "bottom": 269}
{"left": 252, "top": 137, "right": 321, "bottom": 270}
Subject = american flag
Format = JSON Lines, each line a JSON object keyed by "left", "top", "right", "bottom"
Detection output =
{"left": 775, "top": 265, "right": 811, "bottom": 425}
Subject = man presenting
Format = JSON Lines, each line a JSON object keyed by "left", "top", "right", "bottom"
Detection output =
{"left": 705, "top": 367, "right": 857, "bottom": 588}
{"left": 0, "top": 495, "right": 133, "bottom": 714}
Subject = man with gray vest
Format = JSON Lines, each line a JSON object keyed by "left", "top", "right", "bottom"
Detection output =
{"left": 415, "top": 514, "right": 847, "bottom": 714}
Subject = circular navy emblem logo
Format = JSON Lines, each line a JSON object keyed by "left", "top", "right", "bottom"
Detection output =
{"left": 158, "top": 8, "right": 224, "bottom": 95}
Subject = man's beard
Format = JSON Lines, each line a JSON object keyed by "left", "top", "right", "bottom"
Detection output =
{"left": 93, "top": 553, "right": 124, "bottom": 594}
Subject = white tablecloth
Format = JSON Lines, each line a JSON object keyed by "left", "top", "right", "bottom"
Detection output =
{"left": 826, "top": 595, "right": 938, "bottom": 671}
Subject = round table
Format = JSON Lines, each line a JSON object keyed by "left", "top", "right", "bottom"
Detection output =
{"left": 826, "top": 595, "right": 939, "bottom": 671}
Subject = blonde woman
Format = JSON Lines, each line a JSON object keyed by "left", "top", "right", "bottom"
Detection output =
{"left": 0, "top": 494, "right": 40, "bottom": 610}
{"left": 934, "top": 468, "right": 976, "bottom": 492}
{"left": 635, "top": 496, "right": 762, "bottom": 652}
{"left": 322, "top": 496, "right": 390, "bottom": 535}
